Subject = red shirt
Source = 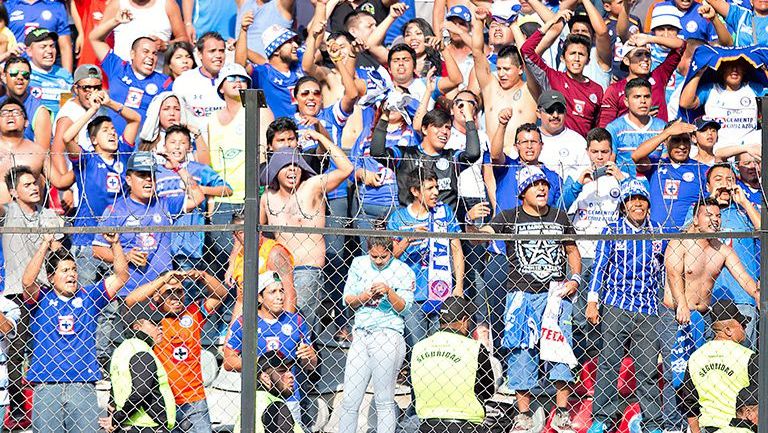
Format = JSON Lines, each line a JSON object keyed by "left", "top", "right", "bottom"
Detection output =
{"left": 74, "top": 0, "right": 111, "bottom": 86}
{"left": 598, "top": 43, "right": 685, "bottom": 127}
{"left": 521, "top": 30, "right": 604, "bottom": 137}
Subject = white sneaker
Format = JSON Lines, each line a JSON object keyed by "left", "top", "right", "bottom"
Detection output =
{"left": 551, "top": 410, "right": 576, "bottom": 433}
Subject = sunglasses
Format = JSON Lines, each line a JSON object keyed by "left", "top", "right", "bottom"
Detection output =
{"left": 225, "top": 76, "right": 248, "bottom": 83}
{"left": 544, "top": 105, "right": 566, "bottom": 115}
{"left": 77, "top": 84, "right": 103, "bottom": 92}
{"left": 7, "top": 69, "right": 30, "bottom": 79}
{"left": 299, "top": 89, "right": 321, "bottom": 97}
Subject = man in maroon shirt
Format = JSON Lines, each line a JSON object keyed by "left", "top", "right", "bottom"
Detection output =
{"left": 598, "top": 34, "right": 685, "bottom": 127}
{"left": 521, "top": 10, "right": 604, "bottom": 137}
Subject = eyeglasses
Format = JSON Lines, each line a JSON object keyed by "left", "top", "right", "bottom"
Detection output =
{"left": 7, "top": 69, "right": 30, "bottom": 80}
{"left": 225, "top": 76, "right": 248, "bottom": 83}
{"left": 0, "top": 109, "right": 23, "bottom": 118}
{"left": 299, "top": 89, "right": 321, "bottom": 97}
{"left": 76, "top": 84, "right": 102, "bottom": 92}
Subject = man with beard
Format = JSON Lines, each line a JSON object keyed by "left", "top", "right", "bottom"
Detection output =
{"left": 0, "top": 56, "right": 52, "bottom": 150}
{"left": 90, "top": 9, "right": 174, "bottom": 136}
{"left": 659, "top": 198, "right": 759, "bottom": 432}
{"left": 536, "top": 91, "right": 590, "bottom": 182}
{"left": 471, "top": 7, "right": 537, "bottom": 157}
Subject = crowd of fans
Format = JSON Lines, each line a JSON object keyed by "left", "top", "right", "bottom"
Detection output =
{"left": 0, "top": 0, "right": 762, "bottom": 432}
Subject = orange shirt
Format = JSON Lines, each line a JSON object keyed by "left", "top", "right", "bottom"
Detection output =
{"left": 233, "top": 237, "right": 293, "bottom": 288}
{"left": 154, "top": 303, "right": 207, "bottom": 404}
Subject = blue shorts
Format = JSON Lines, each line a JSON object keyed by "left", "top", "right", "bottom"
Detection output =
{"left": 505, "top": 291, "right": 575, "bottom": 390}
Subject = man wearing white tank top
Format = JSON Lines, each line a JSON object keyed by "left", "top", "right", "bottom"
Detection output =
{"left": 101, "top": 0, "right": 188, "bottom": 72}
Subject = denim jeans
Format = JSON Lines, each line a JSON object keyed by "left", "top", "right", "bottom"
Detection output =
{"left": 294, "top": 266, "right": 327, "bottom": 338}
{"left": 403, "top": 303, "right": 439, "bottom": 348}
{"left": 736, "top": 304, "right": 758, "bottom": 350}
{"left": 484, "top": 252, "right": 510, "bottom": 358}
{"left": 593, "top": 306, "right": 662, "bottom": 431}
{"left": 207, "top": 202, "right": 243, "bottom": 281}
{"left": 32, "top": 382, "right": 100, "bottom": 433}
{"left": 173, "top": 399, "right": 211, "bottom": 433}
{"left": 573, "top": 257, "right": 597, "bottom": 362}
{"left": 96, "top": 299, "right": 124, "bottom": 360}
{"left": 338, "top": 328, "right": 406, "bottom": 433}
{"left": 462, "top": 241, "right": 488, "bottom": 326}
{"left": 325, "top": 197, "right": 352, "bottom": 334}
{"left": 656, "top": 306, "right": 684, "bottom": 431}
{"left": 71, "top": 245, "right": 106, "bottom": 287}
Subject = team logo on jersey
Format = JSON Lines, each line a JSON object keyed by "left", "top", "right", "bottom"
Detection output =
{"left": 223, "top": 149, "right": 242, "bottom": 160}
{"left": 126, "top": 215, "right": 141, "bottom": 227}
{"left": 610, "top": 188, "right": 621, "bottom": 198}
{"left": 146, "top": 83, "right": 158, "bottom": 96}
{"left": 589, "top": 94, "right": 597, "bottom": 104}
{"left": 41, "top": 10, "right": 53, "bottom": 21}
{"left": 435, "top": 158, "right": 450, "bottom": 171}
{"left": 686, "top": 21, "right": 698, "bottom": 33}
{"left": 125, "top": 88, "right": 144, "bottom": 109}
{"left": 71, "top": 297, "right": 83, "bottom": 309}
{"left": 574, "top": 99, "right": 585, "bottom": 114}
{"left": 741, "top": 97, "right": 752, "bottom": 107}
{"left": 9, "top": 10, "right": 23, "bottom": 22}
{"left": 172, "top": 344, "right": 190, "bottom": 362}
{"left": 398, "top": 136, "right": 410, "bottom": 147}
{"left": 93, "top": 12, "right": 104, "bottom": 21}
{"left": 58, "top": 315, "right": 75, "bottom": 335}
{"left": 281, "top": 324, "right": 293, "bottom": 336}
{"left": 114, "top": 161, "right": 124, "bottom": 173}
{"left": 140, "top": 233, "right": 157, "bottom": 249}
{"left": 649, "top": 77, "right": 656, "bottom": 86}
{"left": 682, "top": 172, "right": 695, "bottom": 182}
{"left": 559, "top": 148, "right": 569, "bottom": 157}
{"left": 180, "top": 315, "right": 194, "bottom": 328}
{"left": 265, "top": 336, "right": 281, "bottom": 351}
{"left": 152, "top": 214, "right": 163, "bottom": 224}
{"left": 30, "top": 87, "right": 43, "bottom": 99}
{"left": 652, "top": 240, "right": 663, "bottom": 254}
{"left": 663, "top": 179, "right": 680, "bottom": 199}
{"left": 106, "top": 173, "right": 121, "bottom": 193}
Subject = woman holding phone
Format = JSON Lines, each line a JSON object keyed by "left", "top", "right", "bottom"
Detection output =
{"left": 337, "top": 237, "right": 415, "bottom": 433}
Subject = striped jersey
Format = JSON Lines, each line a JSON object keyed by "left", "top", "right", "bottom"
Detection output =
{"left": 588, "top": 217, "right": 666, "bottom": 315}
{"left": 605, "top": 114, "right": 666, "bottom": 177}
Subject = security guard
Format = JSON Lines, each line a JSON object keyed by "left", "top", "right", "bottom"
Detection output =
{"left": 100, "top": 303, "right": 176, "bottom": 433}
{"left": 679, "top": 300, "right": 758, "bottom": 433}
{"left": 713, "top": 383, "right": 759, "bottom": 433}
{"left": 235, "top": 350, "right": 304, "bottom": 433}
{"left": 411, "top": 296, "right": 496, "bottom": 433}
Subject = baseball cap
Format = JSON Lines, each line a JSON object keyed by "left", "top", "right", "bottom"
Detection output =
{"left": 126, "top": 151, "right": 156, "bottom": 173}
{"left": 617, "top": 39, "right": 651, "bottom": 60}
{"left": 258, "top": 350, "right": 295, "bottom": 373}
{"left": 491, "top": 0, "right": 522, "bottom": 24}
{"left": 73, "top": 64, "right": 103, "bottom": 84}
{"left": 24, "top": 28, "right": 58, "bottom": 46}
{"left": 537, "top": 90, "right": 566, "bottom": 111}
{"left": 439, "top": 296, "right": 475, "bottom": 325}
{"left": 620, "top": 179, "right": 650, "bottom": 203}
{"left": 446, "top": 5, "right": 472, "bottom": 23}
{"left": 262, "top": 25, "right": 298, "bottom": 59}
{"left": 694, "top": 116, "right": 721, "bottom": 131}
{"left": 216, "top": 63, "right": 252, "bottom": 99}
{"left": 710, "top": 299, "right": 749, "bottom": 327}
{"left": 258, "top": 271, "right": 281, "bottom": 294}
{"left": 516, "top": 165, "right": 549, "bottom": 198}
{"left": 650, "top": 4, "right": 683, "bottom": 30}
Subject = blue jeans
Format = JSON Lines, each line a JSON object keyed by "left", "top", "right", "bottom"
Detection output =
{"left": 326, "top": 197, "right": 351, "bottom": 334}
{"left": 173, "top": 399, "right": 211, "bottom": 433}
{"left": 737, "top": 304, "right": 758, "bottom": 350}
{"left": 657, "top": 306, "right": 685, "bottom": 431}
{"left": 403, "top": 303, "right": 439, "bottom": 349}
{"left": 506, "top": 292, "right": 574, "bottom": 390}
{"left": 462, "top": 240, "right": 488, "bottom": 326}
{"left": 484, "top": 252, "right": 509, "bottom": 357}
{"left": 338, "top": 329, "right": 406, "bottom": 433}
{"left": 294, "top": 266, "right": 327, "bottom": 339}
{"left": 207, "top": 202, "right": 243, "bottom": 281}
{"left": 352, "top": 200, "right": 396, "bottom": 249}
{"left": 71, "top": 245, "right": 105, "bottom": 287}
{"left": 32, "top": 383, "right": 99, "bottom": 433}
{"left": 96, "top": 299, "right": 123, "bottom": 360}
{"left": 573, "top": 257, "right": 597, "bottom": 362}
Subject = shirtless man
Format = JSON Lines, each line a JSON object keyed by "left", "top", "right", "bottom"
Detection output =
{"left": 0, "top": 99, "right": 53, "bottom": 204}
{"left": 471, "top": 8, "right": 536, "bottom": 157}
{"left": 259, "top": 129, "right": 353, "bottom": 336}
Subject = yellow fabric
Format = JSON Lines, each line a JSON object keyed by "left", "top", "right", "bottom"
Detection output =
{"left": 233, "top": 390, "right": 304, "bottom": 433}
{"left": 111, "top": 338, "right": 176, "bottom": 429}
{"left": 411, "top": 331, "right": 485, "bottom": 424}
{"left": 687, "top": 340, "right": 753, "bottom": 428}
{"left": 209, "top": 109, "right": 245, "bottom": 203}
{"left": 233, "top": 238, "right": 293, "bottom": 289}
{"left": 0, "top": 28, "right": 17, "bottom": 53}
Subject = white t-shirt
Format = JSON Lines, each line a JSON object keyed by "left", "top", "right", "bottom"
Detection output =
{"left": 445, "top": 126, "right": 490, "bottom": 199}
{"left": 541, "top": 127, "right": 590, "bottom": 181}
{"left": 54, "top": 100, "right": 110, "bottom": 152}
{"left": 172, "top": 66, "right": 226, "bottom": 135}
{"left": 113, "top": 0, "right": 172, "bottom": 72}
{"left": 703, "top": 83, "right": 758, "bottom": 144}
{"left": 567, "top": 173, "right": 625, "bottom": 259}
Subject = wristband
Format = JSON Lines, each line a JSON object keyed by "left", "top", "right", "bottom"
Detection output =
{"left": 569, "top": 274, "right": 582, "bottom": 285}
{"left": 587, "top": 291, "right": 599, "bottom": 303}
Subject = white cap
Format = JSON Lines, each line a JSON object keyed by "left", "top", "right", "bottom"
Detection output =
{"left": 650, "top": 4, "right": 683, "bottom": 30}
{"left": 258, "top": 271, "right": 282, "bottom": 293}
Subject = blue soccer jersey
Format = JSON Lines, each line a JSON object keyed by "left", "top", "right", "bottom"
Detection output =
{"left": 28, "top": 65, "right": 72, "bottom": 118}
{"left": 0, "top": 94, "right": 47, "bottom": 142}
{"left": 250, "top": 52, "right": 305, "bottom": 119}
{"left": 226, "top": 312, "right": 310, "bottom": 402}
{"left": 155, "top": 162, "right": 229, "bottom": 259}
{"left": 100, "top": 51, "right": 172, "bottom": 135}
{"left": 94, "top": 195, "right": 185, "bottom": 296}
{"left": 647, "top": 157, "right": 707, "bottom": 231}
{"left": 6, "top": 0, "right": 71, "bottom": 43}
{"left": 605, "top": 114, "right": 667, "bottom": 177}
{"left": 70, "top": 140, "right": 134, "bottom": 247}
{"left": 26, "top": 281, "right": 110, "bottom": 383}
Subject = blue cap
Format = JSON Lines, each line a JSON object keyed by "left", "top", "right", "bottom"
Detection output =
{"left": 126, "top": 151, "right": 156, "bottom": 173}
{"left": 446, "top": 5, "right": 472, "bottom": 23}
{"left": 620, "top": 179, "right": 650, "bottom": 203}
{"left": 516, "top": 165, "right": 549, "bottom": 198}
{"left": 694, "top": 116, "right": 721, "bottom": 131}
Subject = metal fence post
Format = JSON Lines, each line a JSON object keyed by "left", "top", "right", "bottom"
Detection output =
{"left": 241, "top": 89, "right": 264, "bottom": 433}
{"left": 758, "top": 96, "right": 767, "bottom": 433}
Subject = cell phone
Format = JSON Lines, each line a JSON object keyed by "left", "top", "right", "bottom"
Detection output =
{"left": 650, "top": 105, "right": 660, "bottom": 113}
{"left": 593, "top": 166, "right": 608, "bottom": 179}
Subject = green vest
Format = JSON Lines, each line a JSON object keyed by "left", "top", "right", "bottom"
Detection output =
{"left": 411, "top": 331, "right": 485, "bottom": 424}
{"left": 233, "top": 390, "right": 304, "bottom": 433}
{"left": 111, "top": 338, "right": 177, "bottom": 429}
{"left": 687, "top": 340, "right": 753, "bottom": 428}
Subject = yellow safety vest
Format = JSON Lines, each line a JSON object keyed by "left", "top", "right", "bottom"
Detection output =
{"left": 111, "top": 338, "right": 177, "bottom": 429}
{"left": 687, "top": 340, "right": 753, "bottom": 428}
{"left": 411, "top": 331, "right": 485, "bottom": 424}
{"left": 234, "top": 390, "right": 304, "bottom": 433}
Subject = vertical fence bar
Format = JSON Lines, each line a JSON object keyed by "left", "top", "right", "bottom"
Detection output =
{"left": 758, "top": 96, "right": 767, "bottom": 433}
{"left": 241, "top": 89, "right": 263, "bottom": 433}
